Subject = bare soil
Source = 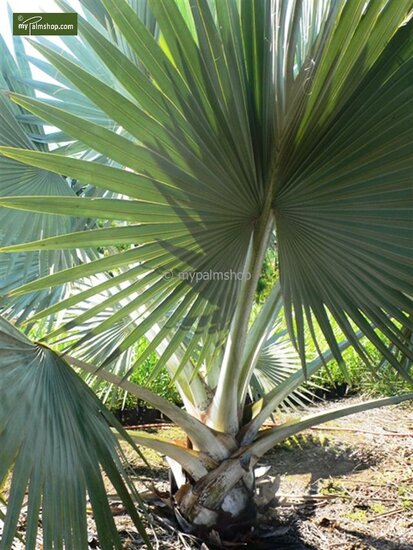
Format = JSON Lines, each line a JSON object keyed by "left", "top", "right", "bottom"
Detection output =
{"left": 260, "top": 398, "right": 413, "bottom": 549}
{"left": 2, "top": 397, "right": 413, "bottom": 549}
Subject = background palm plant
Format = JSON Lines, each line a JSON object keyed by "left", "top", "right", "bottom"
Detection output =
{"left": 0, "top": 0, "right": 412, "bottom": 547}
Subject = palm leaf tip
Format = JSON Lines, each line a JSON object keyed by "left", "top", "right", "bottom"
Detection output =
{"left": 0, "top": 316, "right": 151, "bottom": 550}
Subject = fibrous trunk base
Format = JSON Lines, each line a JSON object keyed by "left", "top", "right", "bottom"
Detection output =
{"left": 174, "top": 477, "right": 257, "bottom": 542}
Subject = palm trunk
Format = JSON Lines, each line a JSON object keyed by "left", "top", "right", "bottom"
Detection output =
{"left": 173, "top": 458, "right": 257, "bottom": 541}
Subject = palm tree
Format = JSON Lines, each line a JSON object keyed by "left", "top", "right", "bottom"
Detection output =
{"left": 0, "top": 0, "right": 412, "bottom": 547}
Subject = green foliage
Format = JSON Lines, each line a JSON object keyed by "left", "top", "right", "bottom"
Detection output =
{"left": 256, "top": 248, "right": 278, "bottom": 304}
{"left": 97, "top": 337, "right": 181, "bottom": 410}
{"left": 129, "top": 360, "right": 181, "bottom": 406}
{"left": 316, "top": 342, "right": 413, "bottom": 397}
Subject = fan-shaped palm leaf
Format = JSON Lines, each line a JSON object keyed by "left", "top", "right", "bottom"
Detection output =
{"left": 0, "top": 316, "right": 150, "bottom": 550}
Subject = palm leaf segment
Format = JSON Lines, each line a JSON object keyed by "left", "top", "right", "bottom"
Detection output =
{"left": 0, "top": 36, "right": 78, "bottom": 323}
{"left": 0, "top": 0, "right": 411, "bottom": 378}
{"left": 0, "top": 1, "right": 159, "bottom": 325}
{"left": 274, "top": 1, "right": 413, "bottom": 373}
{"left": 0, "top": 316, "right": 150, "bottom": 550}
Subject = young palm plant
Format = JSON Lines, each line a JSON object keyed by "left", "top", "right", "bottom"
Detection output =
{"left": 0, "top": 0, "right": 412, "bottom": 547}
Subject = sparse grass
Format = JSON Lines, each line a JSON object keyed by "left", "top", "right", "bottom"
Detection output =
{"left": 402, "top": 500, "right": 413, "bottom": 511}
{"left": 370, "top": 503, "right": 386, "bottom": 514}
{"left": 398, "top": 483, "right": 413, "bottom": 512}
{"left": 321, "top": 480, "right": 347, "bottom": 498}
{"left": 345, "top": 508, "right": 368, "bottom": 522}
{"left": 272, "top": 433, "right": 327, "bottom": 452}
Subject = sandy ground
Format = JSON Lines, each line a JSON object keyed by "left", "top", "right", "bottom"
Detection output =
{"left": 260, "top": 398, "right": 413, "bottom": 549}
